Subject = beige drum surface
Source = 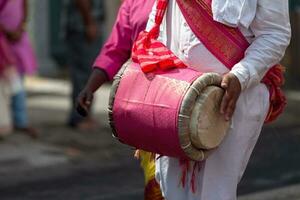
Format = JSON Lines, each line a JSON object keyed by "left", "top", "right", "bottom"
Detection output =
{"left": 178, "top": 73, "right": 230, "bottom": 161}
{"left": 190, "top": 86, "right": 230, "bottom": 150}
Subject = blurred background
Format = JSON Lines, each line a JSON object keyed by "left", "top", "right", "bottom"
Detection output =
{"left": 0, "top": 0, "right": 299, "bottom": 199}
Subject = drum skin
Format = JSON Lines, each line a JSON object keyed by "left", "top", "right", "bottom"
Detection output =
{"left": 108, "top": 61, "right": 230, "bottom": 161}
{"left": 190, "top": 86, "right": 228, "bottom": 149}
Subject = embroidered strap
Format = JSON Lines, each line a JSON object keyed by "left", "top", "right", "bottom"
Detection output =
{"left": 132, "top": 0, "right": 187, "bottom": 72}
{"left": 176, "top": 0, "right": 286, "bottom": 123}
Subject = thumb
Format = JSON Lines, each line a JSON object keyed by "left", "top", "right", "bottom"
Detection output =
{"left": 221, "top": 75, "right": 230, "bottom": 89}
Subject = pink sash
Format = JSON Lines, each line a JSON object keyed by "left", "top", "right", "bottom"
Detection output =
{"left": 176, "top": 0, "right": 286, "bottom": 123}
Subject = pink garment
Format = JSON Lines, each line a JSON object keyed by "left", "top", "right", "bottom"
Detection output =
{"left": 0, "top": 0, "right": 37, "bottom": 75}
{"left": 0, "top": 31, "right": 15, "bottom": 75}
{"left": 93, "top": 0, "right": 155, "bottom": 80}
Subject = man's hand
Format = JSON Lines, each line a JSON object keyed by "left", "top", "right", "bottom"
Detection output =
{"left": 76, "top": 88, "right": 94, "bottom": 117}
{"left": 76, "top": 68, "right": 108, "bottom": 116}
{"left": 220, "top": 73, "right": 242, "bottom": 121}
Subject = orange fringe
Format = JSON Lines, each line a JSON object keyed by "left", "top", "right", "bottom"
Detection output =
{"left": 144, "top": 178, "right": 165, "bottom": 200}
{"left": 135, "top": 150, "right": 165, "bottom": 199}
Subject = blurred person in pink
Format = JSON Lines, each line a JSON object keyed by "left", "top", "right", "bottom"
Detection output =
{"left": 0, "top": 25, "right": 13, "bottom": 137}
{"left": 76, "top": 0, "right": 164, "bottom": 199}
{"left": 0, "top": 0, "right": 38, "bottom": 138}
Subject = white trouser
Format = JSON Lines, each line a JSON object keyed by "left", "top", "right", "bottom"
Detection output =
{"left": 155, "top": 83, "right": 269, "bottom": 200}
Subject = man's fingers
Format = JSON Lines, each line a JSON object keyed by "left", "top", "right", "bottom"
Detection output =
{"left": 220, "top": 85, "right": 237, "bottom": 120}
{"left": 221, "top": 92, "right": 237, "bottom": 121}
{"left": 77, "top": 104, "right": 88, "bottom": 117}
{"left": 76, "top": 92, "right": 93, "bottom": 117}
{"left": 85, "top": 92, "right": 93, "bottom": 106}
{"left": 225, "top": 99, "right": 236, "bottom": 120}
{"left": 220, "top": 73, "right": 242, "bottom": 121}
{"left": 221, "top": 75, "right": 230, "bottom": 89}
{"left": 220, "top": 92, "right": 230, "bottom": 115}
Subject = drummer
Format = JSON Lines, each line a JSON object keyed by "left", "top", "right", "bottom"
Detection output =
{"left": 142, "top": 0, "right": 290, "bottom": 199}
{"left": 77, "top": 0, "right": 291, "bottom": 200}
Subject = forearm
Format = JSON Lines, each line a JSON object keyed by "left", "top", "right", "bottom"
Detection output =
{"left": 231, "top": 0, "right": 291, "bottom": 90}
{"left": 84, "top": 68, "right": 109, "bottom": 93}
{"left": 75, "top": 0, "right": 95, "bottom": 26}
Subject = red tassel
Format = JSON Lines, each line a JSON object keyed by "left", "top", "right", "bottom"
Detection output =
{"left": 144, "top": 178, "right": 165, "bottom": 200}
{"left": 179, "top": 159, "right": 203, "bottom": 193}
{"left": 179, "top": 159, "right": 190, "bottom": 188}
{"left": 190, "top": 162, "right": 203, "bottom": 193}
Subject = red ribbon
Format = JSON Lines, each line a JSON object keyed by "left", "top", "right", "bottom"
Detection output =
{"left": 131, "top": 0, "right": 187, "bottom": 73}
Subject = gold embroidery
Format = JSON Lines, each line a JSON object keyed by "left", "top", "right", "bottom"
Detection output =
{"left": 177, "top": 0, "right": 249, "bottom": 67}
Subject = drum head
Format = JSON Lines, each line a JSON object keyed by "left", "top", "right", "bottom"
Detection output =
{"left": 189, "top": 86, "right": 230, "bottom": 149}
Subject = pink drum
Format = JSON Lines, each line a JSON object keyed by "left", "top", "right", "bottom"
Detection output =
{"left": 109, "top": 61, "right": 230, "bottom": 161}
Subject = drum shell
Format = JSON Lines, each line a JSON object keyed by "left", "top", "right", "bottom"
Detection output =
{"left": 109, "top": 61, "right": 229, "bottom": 161}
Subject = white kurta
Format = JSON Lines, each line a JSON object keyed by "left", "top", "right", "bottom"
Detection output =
{"left": 145, "top": 0, "right": 291, "bottom": 200}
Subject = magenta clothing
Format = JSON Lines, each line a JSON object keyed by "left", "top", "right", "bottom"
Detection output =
{"left": 93, "top": 0, "right": 155, "bottom": 80}
{"left": 0, "top": 0, "right": 37, "bottom": 75}
{"left": 0, "top": 31, "right": 14, "bottom": 75}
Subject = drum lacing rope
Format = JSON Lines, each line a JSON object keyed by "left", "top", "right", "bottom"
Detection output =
{"left": 190, "top": 85, "right": 201, "bottom": 96}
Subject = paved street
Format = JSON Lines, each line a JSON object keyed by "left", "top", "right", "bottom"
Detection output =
{"left": 0, "top": 77, "right": 299, "bottom": 200}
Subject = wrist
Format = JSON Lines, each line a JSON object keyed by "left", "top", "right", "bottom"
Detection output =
{"left": 94, "top": 68, "right": 109, "bottom": 82}
{"left": 83, "top": 86, "right": 94, "bottom": 94}
{"left": 85, "top": 68, "right": 108, "bottom": 93}
{"left": 230, "top": 63, "right": 250, "bottom": 91}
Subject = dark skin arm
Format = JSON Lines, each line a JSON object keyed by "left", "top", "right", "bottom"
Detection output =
{"left": 75, "top": 0, "right": 98, "bottom": 43}
{"left": 76, "top": 68, "right": 108, "bottom": 116}
{"left": 5, "top": 0, "right": 27, "bottom": 42}
{"left": 220, "top": 73, "right": 242, "bottom": 121}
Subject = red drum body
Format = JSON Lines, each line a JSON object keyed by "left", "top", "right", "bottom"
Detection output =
{"left": 109, "top": 61, "right": 229, "bottom": 161}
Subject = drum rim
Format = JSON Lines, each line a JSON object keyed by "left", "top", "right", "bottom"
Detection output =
{"left": 178, "top": 73, "right": 228, "bottom": 161}
{"left": 108, "top": 60, "right": 130, "bottom": 141}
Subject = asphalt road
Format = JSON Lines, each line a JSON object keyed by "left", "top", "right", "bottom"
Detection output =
{"left": 0, "top": 78, "right": 299, "bottom": 200}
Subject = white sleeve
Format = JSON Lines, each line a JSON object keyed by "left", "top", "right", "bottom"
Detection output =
{"left": 230, "top": 0, "right": 291, "bottom": 90}
{"left": 145, "top": 1, "right": 157, "bottom": 32}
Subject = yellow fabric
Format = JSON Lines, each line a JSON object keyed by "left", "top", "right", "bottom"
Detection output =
{"left": 139, "top": 150, "right": 156, "bottom": 184}
{"left": 138, "top": 150, "right": 164, "bottom": 200}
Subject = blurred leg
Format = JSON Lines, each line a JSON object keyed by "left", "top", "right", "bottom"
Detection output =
{"left": 11, "top": 82, "right": 28, "bottom": 129}
{"left": 66, "top": 32, "right": 103, "bottom": 127}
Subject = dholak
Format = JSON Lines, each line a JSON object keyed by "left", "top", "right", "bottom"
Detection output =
{"left": 108, "top": 61, "right": 230, "bottom": 161}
